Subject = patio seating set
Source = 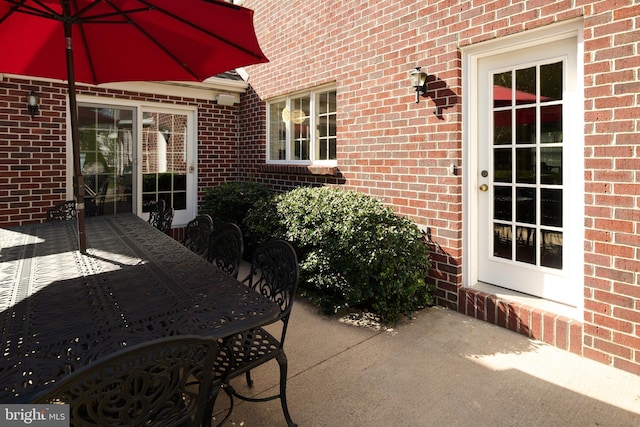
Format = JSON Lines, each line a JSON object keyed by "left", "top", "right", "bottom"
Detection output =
{"left": 0, "top": 208, "right": 299, "bottom": 427}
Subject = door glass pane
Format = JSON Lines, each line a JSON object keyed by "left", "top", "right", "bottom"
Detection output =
{"left": 494, "top": 186, "right": 512, "bottom": 221}
{"left": 516, "top": 187, "right": 536, "bottom": 224}
{"left": 516, "top": 148, "right": 535, "bottom": 184}
{"left": 493, "top": 110, "right": 512, "bottom": 144}
{"left": 541, "top": 189, "right": 562, "bottom": 227}
{"left": 540, "top": 62, "right": 563, "bottom": 101}
{"left": 541, "top": 230, "right": 563, "bottom": 268}
{"left": 78, "top": 105, "right": 134, "bottom": 216}
{"left": 541, "top": 105, "right": 563, "bottom": 143}
{"left": 540, "top": 147, "right": 562, "bottom": 184}
{"left": 493, "top": 148, "right": 512, "bottom": 182}
{"left": 493, "top": 71, "right": 512, "bottom": 108}
{"left": 515, "top": 67, "right": 536, "bottom": 105}
{"left": 141, "top": 111, "right": 188, "bottom": 212}
{"left": 515, "top": 108, "right": 536, "bottom": 144}
{"left": 493, "top": 224, "right": 512, "bottom": 260}
{"left": 516, "top": 226, "right": 536, "bottom": 264}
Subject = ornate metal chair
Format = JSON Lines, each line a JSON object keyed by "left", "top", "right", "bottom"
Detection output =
{"left": 158, "top": 207, "right": 175, "bottom": 235}
{"left": 33, "top": 335, "right": 221, "bottom": 427}
{"left": 147, "top": 199, "right": 166, "bottom": 228}
{"left": 183, "top": 214, "right": 214, "bottom": 257}
{"left": 206, "top": 222, "right": 244, "bottom": 278}
{"left": 148, "top": 200, "right": 173, "bottom": 235}
{"left": 209, "top": 240, "right": 299, "bottom": 427}
{"left": 46, "top": 200, "right": 77, "bottom": 221}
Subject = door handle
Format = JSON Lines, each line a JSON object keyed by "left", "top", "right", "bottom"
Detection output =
{"left": 479, "top": 184, "right": 488, "bottom": 192}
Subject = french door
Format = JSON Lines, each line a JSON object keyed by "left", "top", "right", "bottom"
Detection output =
{"left": 77, "top": 102, "right": 196, "bottom": 226}
{"left": 474, "top": 35, "right": 583, "bottom": 307}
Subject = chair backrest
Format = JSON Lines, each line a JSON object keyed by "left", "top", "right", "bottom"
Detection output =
{"left": 147, "top": 199, "right": 166, "bottom": 227}
{"left": 148, "top": 200, "right": 173, "bottom": 235}
{"left": 244, "top": 240, "right": 299, "bottom": 340}
{"left": 95, "top": 179, "right": 110, "bottom": 215}
{"left": 46, "top": 200, "right": 77, "bottom": 221}
{"left": 207, "top": 222, "right": 244, "bottom": 278}
{"left": 158, "top": 207, "right": 174, "bottom": 235}
{"left": 183, "top": 214, "right": 214, "bottom": 256}
{"left": 33, "top": 335, "right": 219, "bottom": 427}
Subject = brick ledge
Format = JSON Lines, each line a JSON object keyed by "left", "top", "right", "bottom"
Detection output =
{"left": 459, "top": 287, "right": 584, "bottom": 356}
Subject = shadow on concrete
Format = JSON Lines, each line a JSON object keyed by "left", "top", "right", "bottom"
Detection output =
{"left": 212, "top": 299, "right": 640, "bottom": 426}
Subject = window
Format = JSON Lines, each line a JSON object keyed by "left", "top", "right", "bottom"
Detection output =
{"left": 267, "top": 88, "right": 336, "bottom": 164}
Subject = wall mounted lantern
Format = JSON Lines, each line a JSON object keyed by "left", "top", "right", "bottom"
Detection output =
{"left": 409, "top": 67, "right": 428, "bottom": 104}
{"left": 27, "top": 91, "right": 39, "bottom": 117}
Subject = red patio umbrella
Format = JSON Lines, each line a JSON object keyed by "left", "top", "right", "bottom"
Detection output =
{"left": 0, "top": 0, "right": 268, "bottom": 252}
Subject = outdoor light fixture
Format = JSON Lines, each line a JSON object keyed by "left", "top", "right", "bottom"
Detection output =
{"left": 409, "top": 67, "right": 428, "bottom": 104}
{"left": 27, "top": 91, "right": 39, "bottom": 117}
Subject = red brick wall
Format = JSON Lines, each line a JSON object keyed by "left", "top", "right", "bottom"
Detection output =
{"left": 240, "top": 0, "right": 640, "bottom": 373}
{"left": 0, "top": 77, "right": 240, "bottom": 226}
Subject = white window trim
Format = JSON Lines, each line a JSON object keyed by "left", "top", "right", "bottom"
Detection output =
{"left": 266, "top": 85, "right": 337, "bottom": 166}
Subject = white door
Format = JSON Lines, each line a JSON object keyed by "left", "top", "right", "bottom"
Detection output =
{"left": 140, "top": 107, "right": 197, "bottom": 226}
{"left": 475, "top": 36, "right": 582, "bottom": 307}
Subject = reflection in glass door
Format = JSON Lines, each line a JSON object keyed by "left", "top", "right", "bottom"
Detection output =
{"left": 492, "top": 62, "right": 564, "bottom": 270}
{"left": 78, "top": 105, "right": 134, "bottom": 216}
{"left": 141, "top": 111, "right": 189, "bottom": 215}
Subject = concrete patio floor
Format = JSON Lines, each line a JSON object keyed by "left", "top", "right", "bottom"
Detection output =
{"left": 210, "top": 294, "right": 640, "bottom": 427}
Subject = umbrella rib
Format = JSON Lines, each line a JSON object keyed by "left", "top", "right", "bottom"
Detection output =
{"left": 99, "top": 0, "right": 200, "bottom": 80}
{"left": 1, "top": 0, "right": 61, "bottom": 22}
{"left": 136, "top": 0, "right": 267, "bottom": 61}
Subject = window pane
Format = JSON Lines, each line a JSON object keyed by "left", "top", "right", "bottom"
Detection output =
{"left": 269, "top": 102, "right": 287, "bottom": 160}
{"left": 290, "top": 95, "right": 310, "bottom": 160}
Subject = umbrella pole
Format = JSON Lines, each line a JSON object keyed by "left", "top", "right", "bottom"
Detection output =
{"left": 64, "top": 15, "right": 87, "bottom": 253}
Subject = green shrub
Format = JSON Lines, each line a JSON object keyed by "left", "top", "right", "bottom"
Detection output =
{"left": 201, "top": 181, "right": 275, "bottom": 259}
{"left": 201, "top": 181, "right": 273, "bottom": 224}
{"left": 245, "top": 186, "right": 432, "bottom": 323}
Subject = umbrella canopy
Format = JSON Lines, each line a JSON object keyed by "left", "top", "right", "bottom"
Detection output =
{"left": 0, "top": 0, "right": 268, "bottom": 84}
{"left": 0, "top": 0, "right": 268, "bottom": 252}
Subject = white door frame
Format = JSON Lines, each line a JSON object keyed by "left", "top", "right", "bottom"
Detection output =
{"left": 461, "top": 19, "right": 584, "bottom": 310}
{"left": 68, "top": 96, "right": 198, "bottom": 227}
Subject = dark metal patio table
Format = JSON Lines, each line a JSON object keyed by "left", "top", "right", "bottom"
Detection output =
{"left": 0, "top": 214, "right": 280, "bottom": 403}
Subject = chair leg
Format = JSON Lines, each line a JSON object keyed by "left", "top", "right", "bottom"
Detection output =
{"left": 245, "top": 370, "right": 253, "bottom": 387}
{"left": 203, "top": 384, "right": 233, "bottom": 427}
{"left": 276, "top": 353, "right": 297, "bottom": 427}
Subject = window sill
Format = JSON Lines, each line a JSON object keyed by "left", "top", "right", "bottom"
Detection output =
{"left": 259, "top": 164, "right": 339, "bottom": 176}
